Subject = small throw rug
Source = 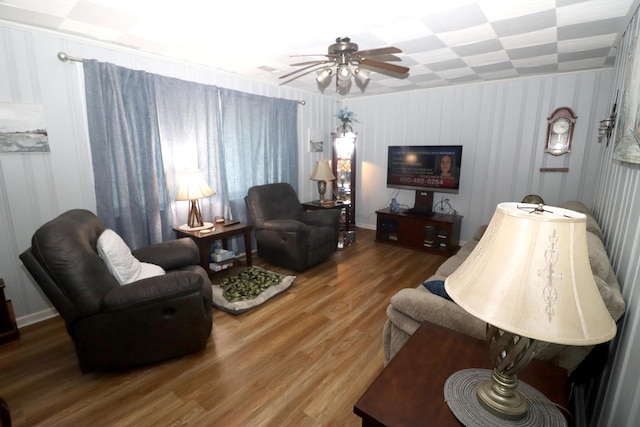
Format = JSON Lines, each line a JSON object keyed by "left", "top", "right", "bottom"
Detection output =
{"left": 211, "top": 267, "right": 295, "bottom": 314}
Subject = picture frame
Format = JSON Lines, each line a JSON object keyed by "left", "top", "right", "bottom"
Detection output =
{"left": 0, "top": 103, "right": 50, "bottom": 153}
{"left": 308, "top": 128, "right": 323, "bottom": 153}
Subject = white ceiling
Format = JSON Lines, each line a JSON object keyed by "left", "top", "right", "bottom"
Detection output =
{"left": 1, "top": 0, "right": 638, "bottom": 98}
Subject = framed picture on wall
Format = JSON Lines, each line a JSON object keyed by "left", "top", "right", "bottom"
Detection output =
{"left": 308, "top": 128, "right": 323, "bottom": 152}
{"left": 0, "top": 103, "right": 50, "bottom": 153}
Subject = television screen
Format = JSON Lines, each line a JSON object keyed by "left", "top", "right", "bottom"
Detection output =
{"left": 387, "top": 145, "right": 463, "bottom": 194}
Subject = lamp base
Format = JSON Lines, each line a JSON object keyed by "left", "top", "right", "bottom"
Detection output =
{"left": 179, "top": 222, "right": 215, "bottom": 232}
{"left": 444, "top": 369, "right": 566, "bottom": 427}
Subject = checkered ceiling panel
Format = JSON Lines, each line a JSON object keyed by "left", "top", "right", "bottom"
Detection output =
{"left": 0, "top": 0, "right": 637, "bottom": 97}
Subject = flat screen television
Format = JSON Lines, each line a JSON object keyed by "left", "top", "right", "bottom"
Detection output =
{"left": 387, "top": 145, "right": 463, "bottom": 215}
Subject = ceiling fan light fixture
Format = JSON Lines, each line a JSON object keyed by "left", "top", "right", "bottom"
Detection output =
{"left": 316, "top": 68, "right": 332, "bottom": 84}
{"left": 354, "top": 67, "right": 370, "bottom": 83}
{"left": 337, "top": 64, "right": 351, "bottom": 81}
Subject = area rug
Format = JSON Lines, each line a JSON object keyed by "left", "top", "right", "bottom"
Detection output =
{"left": 211, "top": 267, "right": 295, "bottom": 314}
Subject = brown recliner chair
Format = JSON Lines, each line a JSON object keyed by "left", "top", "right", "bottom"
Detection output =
{"left": 19, "top": 209, "right": 213, "bottom": 373}
{"left": 245, "top": 183, "right": 340, "bottom": 271}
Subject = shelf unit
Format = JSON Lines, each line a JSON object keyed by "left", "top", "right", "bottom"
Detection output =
{"left": 331, "top": 128, "right": 356, "bottom": 227}
{"left": 375, "top": 207, "right": 462, "bottom": 255}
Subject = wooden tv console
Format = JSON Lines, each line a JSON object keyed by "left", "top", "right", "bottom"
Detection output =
{"left": 375, "top": 207, "right": 462, "bottom": 255}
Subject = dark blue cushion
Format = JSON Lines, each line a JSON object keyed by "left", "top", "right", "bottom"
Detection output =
{"left": 422, "top": 280, "right": 453, "bottom": 302}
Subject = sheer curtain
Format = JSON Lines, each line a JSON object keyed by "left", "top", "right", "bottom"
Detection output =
{"left": 218, "top": 88, "right": 299, "bottom": 224}
{"left": 83, "top": 60, "right": 171, "bottom": 248}
{"left": 83, "top": 60, "right": 298, "bottom": 249}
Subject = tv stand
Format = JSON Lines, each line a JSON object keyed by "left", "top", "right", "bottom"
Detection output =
{"left": 376, "top": 207, "right": 462, "bottom": 255}
{"left": 404, "top": 207, "right": 435, "bottom": 217}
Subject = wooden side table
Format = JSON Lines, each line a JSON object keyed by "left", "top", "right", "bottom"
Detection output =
{"left": 354, "top": 322, "right": 568, "bottom": 426}
{"left": 301, "top": 201, "right": 351, "bottom": 231}
{"left": 0, "top": 279, "right": 20, "bottom": 344}
{"left": 174, "top": 222, "right": 253, "bottom": 276}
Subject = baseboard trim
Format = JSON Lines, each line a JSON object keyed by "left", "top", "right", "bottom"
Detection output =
{"left": 16, "top": 308, "right": 59, "bottom": 328}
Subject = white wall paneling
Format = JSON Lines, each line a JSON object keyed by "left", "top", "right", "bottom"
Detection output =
{"left": 2, "top": 14, "right": 639, "bottom": 425}
{"left": 345, "top": 70, "right": 612, "bottom": 240}
{"left": 0, "top": 21, "right": 328, "bottom": 325}
{"left": 590, "top": 7, "right": 640, "bottom": 426}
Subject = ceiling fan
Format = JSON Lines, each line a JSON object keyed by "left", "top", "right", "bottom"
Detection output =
{"left": 279, "top": 37, "right": 410, "bottom": 93}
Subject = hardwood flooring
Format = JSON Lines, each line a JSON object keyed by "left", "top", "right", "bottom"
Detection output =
{"left": 0, "top": 229, "right": 448, "bottom": 427}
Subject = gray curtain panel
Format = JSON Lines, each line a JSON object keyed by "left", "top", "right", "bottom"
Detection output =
{"left": 83, "top": 60, "right": 298, "bottom": 251}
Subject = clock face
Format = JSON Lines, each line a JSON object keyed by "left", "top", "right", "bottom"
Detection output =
{"left": 552, "top": 118, "right": 570, "bottom": 134}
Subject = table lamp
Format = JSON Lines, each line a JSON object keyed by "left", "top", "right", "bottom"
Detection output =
{"left": 309, "top": 160, "right": 336, "bottom": 203}
{"left": 176, "top": 169, "right": 215, "bottom": 230}
{"left": 444, "top": 202, "right": 616, "bottom": 424}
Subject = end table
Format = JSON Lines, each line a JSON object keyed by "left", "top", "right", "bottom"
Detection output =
{"left": 301, "top": 200, "right": 351, "bottom": 231}
{"left": 354, "top": 322, "right": 568, "bottom": 426}
{"left": 174, "top": 222, "right": 253, "bottom": 276}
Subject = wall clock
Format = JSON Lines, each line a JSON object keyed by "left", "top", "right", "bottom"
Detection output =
{"left": 545, "top": 107, "right": 577, "bottom": 155}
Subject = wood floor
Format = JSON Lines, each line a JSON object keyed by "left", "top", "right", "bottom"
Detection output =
{"left": 0, "top": 229, "right": 448, "bottom": 427}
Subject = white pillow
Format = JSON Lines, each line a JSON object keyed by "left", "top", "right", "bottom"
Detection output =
{"left": 97, "top": 229, "right": 165, "bottom": 285}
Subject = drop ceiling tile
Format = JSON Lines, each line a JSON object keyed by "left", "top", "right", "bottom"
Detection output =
{"left": 512, "top": 54, "right": 558, "bottom": 68}
{"left": 435, "top": 23, "right": 498, "bottom": 46}
{"left": 421, "top": 3, "right": 488, "bottom": 33}
{"left": 59, "top": 18, "right": 123, "bottom": 42}
{"left": 471, "top": 60, "right": 516, "bottom": 73}
{"left": 427, "top": 58, "right": 469, "bottom": 72}
{"left": 464, "top": 51, "right": 512, "bottom": 67}
{"left": 507, "top": 42, "right": 558, "bottom": 60}
{"left": 559, "top": 34, "right": 618, "bottom": 52}
{"left": 559, "top": 57, "right": 608, "bottom": 71}
{"left": 68, "top": 0, "right": 137, "bottom": 32}
{"left": 0, "top": 4, "right": 64, "bottom": 28}
{"left": 558, "top": 18, "right": 625, "bottom": 40}
{"left": 557, "top": 0, "right": 634, "bottom": 25}
{"left": 560, "top": 47, "right": 611, "bottom": 62}
{"left": 397, "top": 36, "right": 447, "bottom": 55}
{"left": 516, "top": 62, "right": 559, "bottom": 74}
{"left": 499, "top": 27, "right": 558, "bottom": 49}
{"left": 450, "top": 38, "right": 504, "bottom": 56}
{"left": 491, "top": 9, "right": 557, "bottom": 37}
{"left": 479, "top": 0, "right": 556, "bottom": 21}
{"left": 3, "top": 0, "right": 77, "bottom": 16}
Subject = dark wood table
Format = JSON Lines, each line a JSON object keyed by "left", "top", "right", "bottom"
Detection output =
{"left": 174, "top": 222, "right": 252, "bottom": 276}
{"left": 301, "top": 200, "right": 351, "bottom": 231}
{"left": 354, "top": 322, "right": 568, "bottom": 426}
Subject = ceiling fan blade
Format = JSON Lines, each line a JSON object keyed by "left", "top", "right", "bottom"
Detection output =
{"left": 289, "top": 53, "right": 331, "bottom": 58}
{"left": 279, "top": 61, "right": 328, "bottom": 79}
{"left": 279, "top": 65, "right": 328, "bottom": 85}
{"left": 357, "top": 46, "right": 402, "bottom": 56}
{"left": 360, "top": 58, "right": 409, "bottom": 75}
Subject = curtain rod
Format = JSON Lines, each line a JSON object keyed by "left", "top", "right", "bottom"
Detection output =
{"left": 56, "top": 51, "right": 306, "bottom": 105}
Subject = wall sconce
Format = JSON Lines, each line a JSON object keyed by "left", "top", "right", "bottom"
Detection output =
{"left": 599, "top": 91, "right": 618, "bottom": 146}
{"left": 598, "top": 117, "right": 616, "bottom": 144}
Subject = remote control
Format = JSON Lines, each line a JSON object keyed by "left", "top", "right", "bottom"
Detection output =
{"left": 223, "top": 220, "right": 240, "bottom": 227}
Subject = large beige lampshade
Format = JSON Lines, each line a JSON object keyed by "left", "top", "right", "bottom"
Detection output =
{"left": 445, "top": 202, "right": 616, "bottom": 346}
{"left": 176, "top": 170, "right": 215, "bottom": 201}
{"left": 309, "top": 160, "right": 336, "bottom": 182}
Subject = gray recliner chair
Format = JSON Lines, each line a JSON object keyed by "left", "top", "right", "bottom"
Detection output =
{"left": 245, "top": 183, "right": 340, "bottom": 271}
{"left": 19, "top": 209, "right": 213, "bottom": 373}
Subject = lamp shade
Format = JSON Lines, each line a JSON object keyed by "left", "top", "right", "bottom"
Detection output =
{"left": 175, "top": 170, "right": 215, "bottom": 201}
{"left": 309, "top": 160, "right": 336, "bottom": 181}
{"left": 445, "top": 202, "right": 616, "bottom": 346}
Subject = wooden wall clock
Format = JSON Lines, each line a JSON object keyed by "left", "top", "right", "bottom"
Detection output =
{"left": 545, "top": 107, "right": 577, "bottom": 155}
